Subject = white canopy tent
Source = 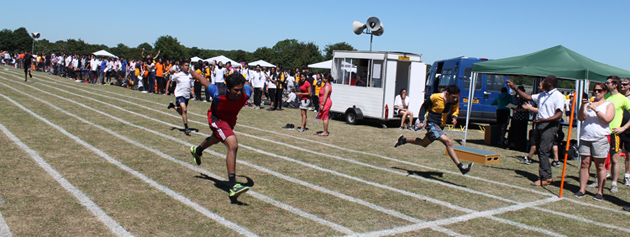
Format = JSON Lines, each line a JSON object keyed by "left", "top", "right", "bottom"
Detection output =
{"left": 92, "top": 50, "right": 118, "bottom": 58}
{"left": 204, "top": 55, "right": 241, "bottom": 67}
{"left": 308, "top": 60, "right": 332, "bottom": 69}
{"left": 190, "top": 56, "right": 203, "bottom": 62}
{"left": 249, "top": 59, "right": 275, "bottom": 68}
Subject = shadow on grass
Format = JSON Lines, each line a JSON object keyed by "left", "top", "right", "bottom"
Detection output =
{"left": 195, "top": 173, "right": 254, "bottom": 205}
{"left": 391, "top": 167, "right": 466, "bottom": 187}
{"left": 564, "top": 175, "right": 630, "bottom": 206}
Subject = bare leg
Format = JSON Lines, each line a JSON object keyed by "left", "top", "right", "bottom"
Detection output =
{"left": 611, "top": 152, "right": 620, "bottom": 183}
{"left": 223, "top": 135, "right": 239, "bottom": 174}
{"left": 594, "top": 158, "right": 607, "bottom": 195}
{"left": 553, "top": 145, "right": 559, "bottom": 162}
{"left": 578, "top": 155, "right": 592, "bottom": 193}
{"left": 438, "top": 134, "right": 462, "bottom": 166}
{"left": 301, "top": 109, "right": 307, "bottom": 128}
{"left": 322, "top": 119, "right": 329, "bottom": 135}
{"left": 625, "top": 151, "right": 630, "bottom": 179}
{"left": 406, "top": 136, "right": 433, "bottom": 147}
{"left": 528, "top": 146, "right": 537, "bottom": 158}
{"left": 177, "top": 102, "right": 188, "bottom": 126}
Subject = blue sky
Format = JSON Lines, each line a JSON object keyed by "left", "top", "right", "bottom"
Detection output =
{"left": 3, "top": 0, "right": 629, "bottom": 70}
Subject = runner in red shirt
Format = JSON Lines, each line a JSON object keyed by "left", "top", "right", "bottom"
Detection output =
{"left": 189, "top": 70, "right": 253, "bottom": 199}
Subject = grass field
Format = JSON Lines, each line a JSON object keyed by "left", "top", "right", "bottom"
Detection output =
{"left": 0, "top": 65, "right": 629, "bottom": 236}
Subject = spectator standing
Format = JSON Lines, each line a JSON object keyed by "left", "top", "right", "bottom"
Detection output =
{"left": 251, "top": 65, "right": 265, "bottom": 109}
{"left": 508, "top": 76, "right": 564, "bottom": 186}
{"left": 491, "top": 87, "right": 515, "bottom": 147}
{"left": 266, "top": 67, "right": 278, "bottom": 111}
{"left": 601, "top": 75, "right": 630, "bottom": 193}
{"left": 155, "top": 58, "right": 165, "bottom": 94}
{"left": 508, "top": 85, "right": 530, "bottom": 151}
{"left": 618, "top": 77, "right": 630, "bottom": 186}
{"left": 296, "top": 73, "right": 312, "bottom": 132}
{"left": 575, "top": 84, "right": 615, "bottom": 201}
{"left": 318, "top": 73, "right": 333, "bottom": 136}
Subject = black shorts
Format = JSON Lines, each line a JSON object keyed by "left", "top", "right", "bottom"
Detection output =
{"left": 610, "top": 133, "right": 621, "bottom": 154}
{"left": 620, "top": 134, "right": 630, "bottom": 151}
{"left": 496, "top": 109, "right": 510, "bottom": 125}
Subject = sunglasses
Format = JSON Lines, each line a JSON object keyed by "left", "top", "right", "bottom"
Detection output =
{"left": 593, "top": 89, "right": 606, "bottom": 93}
{"left": 622, "top": 83, "right": 630, "bottom": 86}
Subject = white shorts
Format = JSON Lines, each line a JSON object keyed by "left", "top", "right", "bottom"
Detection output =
{"left": 299, "top": 99, "right": 311, "bottom": 109}
{"left": 579, "top": 138, "right": 609, "bottom": 159}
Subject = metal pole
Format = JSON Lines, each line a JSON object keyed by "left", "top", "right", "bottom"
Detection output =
{"left": 462, "top": 72, "right": 476, "bottom": 146}
{"left": 31, "top": 39, "right": 35, "bottom": 54}
{"left": 370, "top": 34, "right": 373, "bottom": 52}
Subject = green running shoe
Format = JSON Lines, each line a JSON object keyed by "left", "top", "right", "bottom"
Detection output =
{"left": 229, "top": 183, "right": 250, "bottom": 198}
{"left": 190, "top": 146, "right": 202, "bottom": 165}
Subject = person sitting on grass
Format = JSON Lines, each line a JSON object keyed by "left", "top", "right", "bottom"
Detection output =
{"left": 189, "top": 70, "right": 253, "bottom": 199}
{"left": 394, "top": 85, "right": 473, "bottom": 175}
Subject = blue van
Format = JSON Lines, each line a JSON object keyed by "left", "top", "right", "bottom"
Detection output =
{"left": 425, "top": 57, "right": 509, "bottom": 123}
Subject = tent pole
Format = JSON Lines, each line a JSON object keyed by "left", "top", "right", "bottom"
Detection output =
{"left": 462, "top": 72, "right": 476, "bottom": 146}
{"left": 559, "top": 91, "right": 578, "bottom": 198}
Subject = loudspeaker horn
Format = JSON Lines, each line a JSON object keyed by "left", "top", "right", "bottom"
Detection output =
{"left": 31, "top": 32, "right": 40, "bottom": 39}
{"left": 353, "top": 21, "right": 366, "bottom": 35}
{"left": 372, "top": 23, "right": 384, "bottom": 36}
{"left": 366, "top": 17, "right": 381, "bottom": 32}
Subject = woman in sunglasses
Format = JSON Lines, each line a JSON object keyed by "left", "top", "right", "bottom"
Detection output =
{"left": 575, "top": 83, "right": 615, "bottom": 201}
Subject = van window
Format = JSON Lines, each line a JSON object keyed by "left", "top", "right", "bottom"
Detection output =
{"left": 462, "top": 67, "right": 481, "bottom": 90}
{"left": 486, "top": 74, "right": 505, "bottom": 91}
{"left": 439, "top": 69, "right": 452, "bottom": 86}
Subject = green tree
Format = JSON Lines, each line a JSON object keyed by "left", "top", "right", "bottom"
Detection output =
{"left": 252, "top": 47, "right": 274, "bottom": 65}
{"left": 137, "top": 42, "right": 153, "bottom": 51}
{"left": 13, "top": 27, "right": 32, "bottom": 52}
{"left": 323, "top": 42, "right": 355, "bottom": 60}
{"left": 0, "top": 29, "right": 14, "bottom": 51}
{"left": 154, "top": 35, "right": 187, "bottom": 60}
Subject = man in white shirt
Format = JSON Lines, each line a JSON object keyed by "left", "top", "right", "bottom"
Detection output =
{"left": 508, "top": 75, "right": 564, "bottom": 186}
{"left": 167, "top": 61, "right": 195, "bottom": 135}
{"left": 251, "top": 65, "right": 265, "bottom": 109}
{"left": 71, "top": 55, "right": 79, "bottom": 80}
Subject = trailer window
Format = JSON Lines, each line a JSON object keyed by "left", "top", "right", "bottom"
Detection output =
{"left": 371, "top": 60, "right": 383, "bottom": 88}
{"left": 486, "top": 74, "right": 505, "bottom": 91}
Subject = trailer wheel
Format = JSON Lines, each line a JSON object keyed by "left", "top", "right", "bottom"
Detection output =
{"left": 345, "top": 111, "right": 357, "bottom": 125}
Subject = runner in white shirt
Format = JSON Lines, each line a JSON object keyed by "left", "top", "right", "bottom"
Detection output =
{"left": 167, "top": 61, "right": 195, "bottom": 135}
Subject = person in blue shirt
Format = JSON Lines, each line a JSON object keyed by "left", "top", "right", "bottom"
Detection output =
{"left": 492, "top": 87, "right": 515, "bottom": 147}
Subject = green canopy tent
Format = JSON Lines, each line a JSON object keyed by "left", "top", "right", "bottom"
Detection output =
{"left": 471, "top": 45, "right": 630, "bottom": 82}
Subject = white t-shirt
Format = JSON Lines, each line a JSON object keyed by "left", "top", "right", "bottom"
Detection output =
{"left": 531, "top": 88, "right": 565, "bottom": 120}
{"left": 286, "top": 76, "right": 295, "bottom": 88}
{"left": 580, "top": 101, "right": 611, "bottom": 141}
{"left": 267, "top": 71, "right": 277, "bottom": 89}
{"left": 214, "top": 67, "right": 226, "bottom": 83}
{"left": 394, "top": 95, "right": 409, "bottom": 109}
{"left": 251, "top": 70, "right": 265, "bottom": 88}
{"left": 65, "top": 56, "right": 72, "bottom": 67}
{"left": 172, "top": 71, "right": 193, "bottom": 99}
{"left": 286, "top": 92, "right": 296, "bottom": 103}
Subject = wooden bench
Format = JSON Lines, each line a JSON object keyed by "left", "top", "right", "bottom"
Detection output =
{"left": 445, "top": 146, "right": 500, "bottom": 165}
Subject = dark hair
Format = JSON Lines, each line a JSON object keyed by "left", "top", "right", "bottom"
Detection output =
{"left": 608, "top": 75, "right": 621, "bottom": 90}
{"left": 544, "top": 75, "right": 558, "bottom": 88}
{"left": 517, "top": 85, "right": 525, "bottom": 92}
{"left": 445, "top": 85, "right": 460, "bottom": 95}
{"left": 225, "top": 72, "right": 246, "bottom": 89}
{"left": 594, "top": 82, "right": 608, "bottom": 92}
{"left": 399, "top": 88, "right": 407, "bottom": 95}
{"left": 501, "top": 87, "right": 508, "bottom": 93}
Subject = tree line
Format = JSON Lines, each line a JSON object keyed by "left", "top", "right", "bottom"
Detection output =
{"left": 0, "top": 27, "right": 356, "bottom": 70}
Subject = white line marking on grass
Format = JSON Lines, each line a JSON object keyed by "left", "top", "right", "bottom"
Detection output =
{"left": 0, "top": 210, "right": 12, "bottom": 237}
{"left": 530, "top": 206, "right": 630, "bottom": 233}
{"left": 354, "top": 197, "right": 563, "bottom": 237}
{"left": 8, "top": 72, "right": 626, "bottom": 235}
{"left": 0, "top": 73, "right": 606, "bottom": 235}
{"left": 0, "top": 80, "right": 355, "bottom": 235}
{"left": 0, "top": 76, "right": 461, "bottom": 236}
{"left": 0, "top": 92, "right": 257, "bottom": 237}
{"left": 0, "top": 123, "right": 131, "bottom": 237}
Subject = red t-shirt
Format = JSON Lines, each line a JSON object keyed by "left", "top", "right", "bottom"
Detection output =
{"left": 208, "top": 89, "right": 250, "bottom": 128}
{"left": 299, "top": 81, "right": 311, "bottom": 100}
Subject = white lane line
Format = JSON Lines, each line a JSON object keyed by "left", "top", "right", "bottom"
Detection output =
{"left": 0, "top": 124, "right": 131, "bottom": 237}
{"left": 0, "top": 92, "right": 257, "bottom": 237}
{"left": 530, "top": 206, "right": 630, "bottom": 233}
{"left": 23, "top": 70, "right": 630, "bottom": 218}
{"left": 354, "top": 197, "right": 563, "bottom": 237}
{"left": 0, "top": 76, "right": 461, "bottom": 236}
{"left": 0, "top": 80, "right": 354, "bottom": 235}
{"left": 0, "top": 210, "right": 12, "bottom": 237}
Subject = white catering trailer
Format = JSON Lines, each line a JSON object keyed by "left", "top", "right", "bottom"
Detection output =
{"left": 330, "top": 51, "right": 426, "bottom": 126}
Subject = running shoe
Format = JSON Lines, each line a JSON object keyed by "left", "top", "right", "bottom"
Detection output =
{"left": 282, "top": 124, "right": 295, "bottom": 130}
{"left": 593, "top": 193, "right": 604, "bottom": 201}
{"left": 574, "top": 191, "right": 585, "bottom": 198}
{"left": 399, "top": 126, "right": 404, "bottom": 130}
{"left": 459, "top": 162, "right": 474, "bottom": 175}
{"left": 184, "top": 128, "right": 191, "bottom": 136}
{"left": 519, "top": 156, "right": 532, "bottom": 165}
{"left": 167, "top": 102, "right": 175, "bottom": 109}
{"left": 297, "top": 127, "right": 306, "bottom": 132}
{"left": 190, "top": 146, "right": 202, "bottom": 165}
{"left": 625, "top": 176, "right": 630, "bottom": 186}
{"left": 551, "top": 161, "right": 560, "bottom": 167}
{"left": 611, "top": 183, "right": 619, "bottom": 193}
{"left": 229, "top": 183, "right": 250, "bottom": 198}
{"left": 587, "top": 181, "right": 598, "bottom": 189}
{"left": 394, "top": 135, "right": 406, "bottom": 148}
